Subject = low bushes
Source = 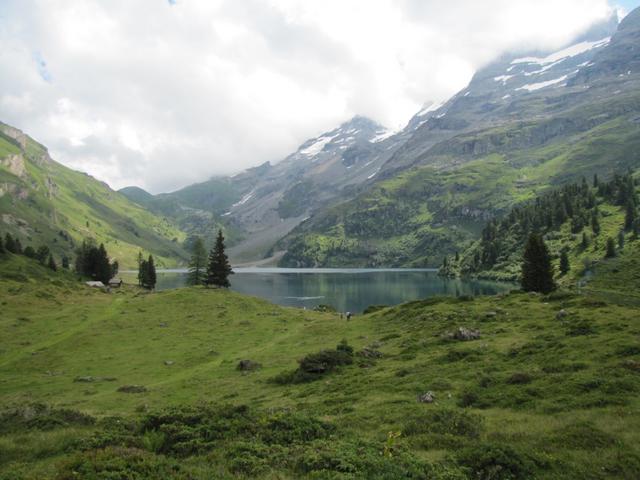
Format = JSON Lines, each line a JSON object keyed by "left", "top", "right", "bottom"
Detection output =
{"left": 272, "top": 341, "right": 354, "bottom": 384}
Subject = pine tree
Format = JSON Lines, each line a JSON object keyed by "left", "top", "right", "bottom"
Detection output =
{"left": 593, "top": 173, "right": 599, "bottom": 188}
{"left": 62, "top": 255, "right": 70, "bottom": 269}
{"left": 559, "top": 250, "right": 570, "bottom": 276}
{"left": 605, "top": 237, "right": 616, "bottom": 258}
{"left": 625, "top": 201, "right": 637, "bottom": 231}
{"left": 581, "top": 232, "right": 589, "bottom": 250}
{"left": 591, "top": 209, "right": 600, "bottom": 236}
{"left": 111, "top": 260, "right": 119, "bottom": 278}
{"left": 187, "top": 236, "right": 207, "bottom": 286}
{"left": 206, "top": 229, "right": 233, "bottom": 288}
{"left": 0, "top": 234, "right": 4, "bottom": 254}
{"left": 47, "top": 254, "right": 57, "bottom": 271}
{"left": 36, "top": 245, "right": 51, "bottom": 265}
{"left": 521, "top": 234, "right": 556, "bottom": 294}
{"left": 138, "top": 259, "right": 149, "bottom": 288}
{"left": 96, "top": 244, "right": 112, "bottom": 283}
{"left": 618, "top": 230, "right": 625, "bottom": 250}
{"left": 14, "top": 238, "right": 22, "bottom": 254}
{"left": 4, "top": 233, "right": 16, "bottom": 253}
{"left": 146, "top": 255, "right": 157, "bottom": 290}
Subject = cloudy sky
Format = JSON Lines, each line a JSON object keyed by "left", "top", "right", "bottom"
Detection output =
{"left": 0, "top": 0, "right": 637, "bottom": 193}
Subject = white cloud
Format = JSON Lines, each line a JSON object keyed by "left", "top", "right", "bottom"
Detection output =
{"left": 0, "top": 0, "right": 619, "bottom": 192}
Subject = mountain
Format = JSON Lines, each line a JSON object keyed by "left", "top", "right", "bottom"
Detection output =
{"left": 277, "top": 11, "right": 640, "bottom": 267}
{"left": 0, "top": 122, "right": 188, "bottom": 268}
{"left": 122, "top": 115, "right": 407, "bottom": 262}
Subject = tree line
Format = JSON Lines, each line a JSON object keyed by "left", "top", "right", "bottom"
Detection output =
{"left": 1, "top": 232, "right": 68, "bottom": 272}
{"left": 441, "top": 170, "right": 639, "bottom": 293}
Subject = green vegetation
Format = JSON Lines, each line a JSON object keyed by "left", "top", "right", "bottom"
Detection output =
{"left": 0, "top": 122, "right": 187, "bottom": 268}
{"left": 521, "top": 234, "right": 556, "bottom": 294}
{"left": 442, "top": 171, "right": 640, "bottom": 285}
{"left": 1, "top": 251, "right": 639, "bottom": 478}
{"left": 205, "top": 229, "right": 233, "bottom": 288}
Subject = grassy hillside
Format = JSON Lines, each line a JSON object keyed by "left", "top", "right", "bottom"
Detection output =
{"left": 0, "top": 122, "right": 188, "bottom": 268}
{"left": 1, "top": 253, "right": 639, "bottom": 478}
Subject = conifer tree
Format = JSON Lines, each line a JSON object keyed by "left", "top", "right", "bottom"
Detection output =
{"left": 187, "top": 236, "right": 207, "bottom": 286}
{"left": 581, "top": 232, "right": 589, "bottom": 250}
{"left": 591, "top": 209, "right": 600, "bottom": 236}
{"left": 62, "top": 255, "right": 70, "bottom": 269}
{"left": 47, "top": 254, "right": 57, "bottom": 271}
{"left": 146, "top": 255, "right": 157, "bottom": 290}
{"left": 559, "top": 250, "right": 570, "bottom": 276}
{"left": 0, "top": 234, "right": 4, "bottom": 254}
{"left": 96, "top": 244, "right": 112, "bottom": 283}
{"left": 521, "top": 234, "right": 555, "bottom": 294}
{"left": 136, "top": 251, "right": 145, "bottom": 286}
{"left": 605, "top": 237, "right": 616, "bottom": 258}
{"left": 14, "top": 238, "right": 22, "bottom": 254}
{"left": 618, "top": 230, "right": 625, "bottom": 249}
{"left": 625, "top": 201, "right": 636, "bottom": 231}
{"left": 138, "top": 258, "right": 149, "bottom": 288}
{"left": 36, "top": 245, "right": 51, "bottom": 265}
{"left": 4, "top": 233, "right": 16, "bottom": 253}
{"left": 206, "top": 229, "right": 233, "bottom": 288}
{"left": 593, "top": 173, "right": 599, "bottom": 188}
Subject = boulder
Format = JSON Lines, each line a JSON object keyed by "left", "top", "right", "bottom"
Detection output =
{"left": 164, "top": 360, "right": 174, "bottom": 366}
{"left": 556, "top": 309, "right": 569, "bottom": 320}
{"left": 117, "top": 385, "right": 147, "bottom": 393}
{"left": 237, "top": 360, "right": 261, "bottom": 371}
{"left": 418, "top": 391, "right": 435, "bottom": 403}
{"left": 451, "top": 327, "right": 481, "bottom": 341}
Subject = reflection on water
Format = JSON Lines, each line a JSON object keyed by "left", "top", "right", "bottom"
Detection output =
{"left": 120, "top": 268, "right": 514, "bottom": 313}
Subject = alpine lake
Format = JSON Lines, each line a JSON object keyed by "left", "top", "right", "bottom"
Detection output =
{"left": 121, "top": 268, "right": 514, "bottom": 313}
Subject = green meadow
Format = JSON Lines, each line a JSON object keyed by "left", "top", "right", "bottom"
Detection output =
{"left": 1, "top": 253, "right": 639, "bottom": 479}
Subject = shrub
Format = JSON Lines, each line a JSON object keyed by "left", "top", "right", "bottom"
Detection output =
{"left": 506, "top": 372, "right": 534, "bottom": 385}
{"left": 273, "top": 342, "right": 354, "bottom": 384}
{"left": 0, "top": 404, "right": 94, "bottom": 434}
{"left": 403, "top": 409, "right": 484, "bottom": 438}
{"left": 565, "top": 320, "right": 596, "bottom": 336}
{"left": 455, "top": 443, "right": 543, "bottom": 480}
{"left": 54, "top": 447, "right": 190, "bottom": 480}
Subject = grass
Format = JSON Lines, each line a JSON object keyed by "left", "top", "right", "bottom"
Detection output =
{"left": 1, "top": 252, "right": 639, "bottom": 478}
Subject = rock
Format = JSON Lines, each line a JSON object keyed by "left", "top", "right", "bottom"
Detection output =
{"left": 117, "top": 385, "right": 147, "bottom": 393}
{"left": 556, "top": 309, "right": 569, "bottom": 320}
{"left": 164, "top": 360, "right": 174, "bottom": 366}
{"left": 450, "top": 327, "right": 481, "bottom": 341}
{"left": 358, "top": 347, "right": 383, "bottom": 359}
{"left": 237, "top": 360, "right": 261, "bottom": 371}
{"left": 485, "top": 311, "right": 497, "bottom": 318}
{"left": 74, "top": 376, "right": 95, "bottom": 383}
{"left": 418, "top": 391, "right": 435, "bottom": 403}
{"left": 159, "top": 322, "right": 168, "bottom": 327}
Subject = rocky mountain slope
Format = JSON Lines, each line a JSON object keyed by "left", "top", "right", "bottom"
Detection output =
{"left": 278, "top": 10, "right": 640, "bottom": 267}
{"left": 0, "top": 122, "right": 187, "bottom": 268}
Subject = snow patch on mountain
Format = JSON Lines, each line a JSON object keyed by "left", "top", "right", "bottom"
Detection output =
{"left": 416, "top": 100, "right": 444, "bottom": 117}
{"left": 299, "top": 134, "right": 337, "bottom": 157}
{"left": 511, "top": 37, "right": 610, "bottom": 66}
{"left": 517, "top": 75, "right": 568, "bottom": 92}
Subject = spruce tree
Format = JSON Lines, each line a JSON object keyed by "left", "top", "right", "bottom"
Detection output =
{"left": 559, "top": 250, "right": 570, "bottom": 276}
{"left": 138, "top": 259, "right": 149, "bottom": 288}
{"left": 625, "top": 201, "right": 636, "bottom": 231}
{"left": 591, "top": 209, "right": 600, "bottom": 236}
{"left": 4, "top": 233, "right": 16, "bottom": 253}
{"left": 593, "top": 173, "right": 599, "bottom": 188}
{"left": 206, "top": 229, "right": 233, "bottom": 288}
{"left": 47, "top": 254, "right": 57, "bottom": 271}
{"left": 618, "top": 230, "right": 625, "bottom": 250}
{"left": 96, "top": 244, "right": 112, "bottom": 283}
{"left": 581, "top": 232, "right": 589, "bottom": 250}
{"left": 62, "top": 255, "right": 70, "bottom": 269}
{"left": 605, "top": 237, "right": 616, "bottom": 258}
{"left": 0, "top": 234, "right": 4, "bottom": 254}
{"left": 14, "top": 238, "right": 22, "bottom": 254}
{"left": 146, "top": 255, "right": 157, "bottom": 290}
{"left": 521, "top": 234, "right": 556, "bottom": 294}
{"left": 187, "top": 236, "right": 207, "bottom": 286}
{"left": 36, "top": 245, "right": 51, "bottom": 265}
